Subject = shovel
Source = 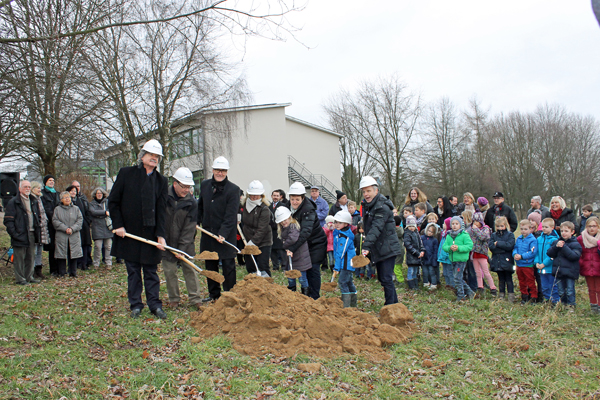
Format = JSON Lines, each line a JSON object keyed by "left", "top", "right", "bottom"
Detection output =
{"left": 321, "top": 270, "right": 338, "bottom": 292}
{"left": 171, "top": 251, "right": 225, "bottom": 284}
{"left": 236, "top": 225, "right": 261, "bottom": 277}
{"left": 284, "top": 255, "right": 301, "bottom": 279}
{"left": 197, "top": 226, "right": 241, "bottom": 253}
{"left": 113, "top": 230, "right": 193, "bottom": 259}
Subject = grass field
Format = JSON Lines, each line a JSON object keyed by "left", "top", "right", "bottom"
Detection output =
{"left": 0, "top": 213, "right": 599, "bottom": 399}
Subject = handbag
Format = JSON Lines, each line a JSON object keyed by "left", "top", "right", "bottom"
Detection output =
{"left": 104, "top": 202, "right": 113, "bottom": 231}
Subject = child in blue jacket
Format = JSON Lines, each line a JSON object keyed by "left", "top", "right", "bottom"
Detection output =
{"left": 333, "top": 211, "right": 357, "bottom": 308}
{"left": 535, "top": 218, "right": 560, "bottom": 304}
{"left": 438, "top": 218, "right": 454, "bottom": 289}
{"left": 513, "top": 219, "right": 538, "bottom": 304}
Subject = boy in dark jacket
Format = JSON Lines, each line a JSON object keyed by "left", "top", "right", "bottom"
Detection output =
{"left": 578, "top": 204, "right": 596, "bottom": 235}
{"left": 403, "top": 215, "right": 424, "bottom": 290}
{"left": 421, "top": 223, "right": 439, "bottom": 290}
{"left": 546, "top": 221, "right": 583, "bottom": 308}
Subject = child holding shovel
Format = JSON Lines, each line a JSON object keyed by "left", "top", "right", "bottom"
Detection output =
{"left": 275, "top": 207, "right": 311, "bottom": 296}
{"left": 333, "top": 211, "right": 358, "bottom": 308}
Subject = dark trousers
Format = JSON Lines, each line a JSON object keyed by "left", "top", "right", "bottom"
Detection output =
{"left": 270, "top": 247, "right": 287, "bottom": 270}
{"left": 57, "top": 253, "right": 79, "bottom": 277}
{"left": 465, "top": 260, "right": 478, "bottom": 291}
{"left": 77, "top": 245, "right": 92, "bottom": 269}
{"left": 306, "top": 263, "right": 322, "bottom": 300}
{"left": 205, "top": 258, "right": 236, "bottom": 299}
{"left": 533, "top": 267, "right": 543, "bottom": 298}
{"left": 245, "top": 245, "right": 272, "bottom": 276}
{"left": 125, "top": 261, "right": 162, "bottom": 311}
{"left": 496, "top": 271, "right": 514, "bottom": 293}
{"left": 48, "top": 243, "right": 59, "bottom": 275}
{"left": 376, "top": 256, "right": 398, "bottom": 305}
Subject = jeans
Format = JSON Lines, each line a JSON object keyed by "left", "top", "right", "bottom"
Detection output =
{"left": 366, "top": 262, "right": 376, "bottom": 279}
{"left": 162, "top": 258, "right": 201, "bottom": 305}
{"left": 407, "top": 265, "right": 419, "bottom": 281}
{"left": 422, "top": 264, "right": 438, "bottom": 285}
{"left": 496, "top": 271, "right": 514, "bottom": 293}
{"left": 204, "top": 258, "right": 236, "bottom": 299}
{"left": 540, "top": 273, "right": 560, "bottom": 303}
{"left": 338, "top": 269, "right": 356, "bottom": 293}
{"left": 306, "top": 263, "right": 322, "bottom": 300}
{"left": 93, "top": 238, "right": 112, "bottom": 267}
{"left": 376, "top": 256, "right": 398, "bottom": 305}
{"left": 453, "top": 261, "right": 474, "bottom": 300}
{"left": 354, "top": 266, "right": 365, "bottom": 278}
{"left": 441, "top": 263, "right": 454, "bottom": 287}
{"left": 557, "top": 278, "right": 576, "bottom": 306}
{"left": 125, "top": 261, "right": 162, "bottom": 311}
{"left": 465, "top": 260, "right": 478, "bottom": 291}
{"left": 245, "top": 245, "right": 272, "bottom": 276}
{"left": 287, "top": 270, "right": 308, "bottom": 288}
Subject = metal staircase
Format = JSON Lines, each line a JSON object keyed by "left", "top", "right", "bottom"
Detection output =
{"left": 287, "top": 155, "right": 339, "bottom": 204}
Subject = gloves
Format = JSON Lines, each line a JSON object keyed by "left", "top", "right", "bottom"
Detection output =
{"left": 247, "top": 240, "right": 255, "bottom": 247}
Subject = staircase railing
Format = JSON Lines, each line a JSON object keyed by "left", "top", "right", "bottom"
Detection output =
{"left": 287, "top": 155, "right": 339, "bottom": 203}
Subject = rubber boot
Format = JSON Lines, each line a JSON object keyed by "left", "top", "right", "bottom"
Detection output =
{"left": 507, "top": 293, "right": 515, "bottom": 303}
{"left": 341, "top": 294, "right": 352, "bottom": 308}
{"left": 287, "top": 285, "right": 297, "bottom": 292}
{"left": 498, "top": 292, "right": 505, "bottom": 300}
{"left": 350, "top": 293, "right": 357, "bottom": 308}
{"left": 34, "top": 265, "right": 45, "bottom": 280}
{"left": 520, "top": 294, "right": 529, "bottom": 305}
{"left": 301, "top": 286, "right": 310, "bottom": 297}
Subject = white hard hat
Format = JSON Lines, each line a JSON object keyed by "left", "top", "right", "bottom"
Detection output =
{"left": 173, "top": 167, "right": 195, "bottom": 186}
{"left": 288, "top": 182, "right": 306, "bottom": 196}
{"left": 359, "top": 176, "right": 378, "bottom": 189}
{"left": 142, "top": 139, "right": 163, "bottom": 156}
{"left": 247, "top": 180, "right": 264, "bottom": 195}
{"left": 334, "top": 210, "right": 353, "bottom": 225}
{"left": 275, "top": 207, "right": 292, "bottom": 223}
{"left": 212, "top": 156, "right": 230, "bottom": 170}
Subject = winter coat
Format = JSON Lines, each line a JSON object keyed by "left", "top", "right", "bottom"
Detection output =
{"left": 323, "top": 225, "right": 334, "bottom": 252}
{"left": 269, "top": 199, "right": 289, "bottom": 250}
{"left": 196, "top": 177, "right": 240, "bottom": 260}
{"left": 512, "top": 233, "right": 537, "bottom": 267}
{"left": 527, "top": 205, "right": 551, "bottom": 220}
{"left": 578, "top": 213, "right": 596, "bottom": 235}
{"left": 434, "top": 197, "right": 454, "bottom": 224}
{"left": 534, "top": 231, "right": 559, "bottom": 275}
{"left": 289, "top": 197, "right": 327, "bottom": 265}
{"left": 438, "top": 235, "right": 451, "bottom": 264}
{"left": 484, "top": 202, "right": 518, "bottom": 232}
{"left": 88, "top": 197, "right": 114, "bottom": 241}
{"left": 72, "top": 194, "right": 92, "bottom": 246}
{"left": 108, "top": 165, "right": 168, "bottom": 265}
{"left": 350, "top": 210, "right": 362, "bottom": 226}
{"left": 33, "top": 194, "right": 50, "bottom": 245}
{"left": 333, "top": 227, "right": 356, "bottom": 272}
{"left": 551, "top": 208, "right": 578, "bottom": 236}
{"left": 361, "top": 193, "right": 402, "bottom": 263}
{"left": 162, "top": 185, "right": 197, "bottom": 263}
{"left": 241, "top": 198, "right": 273, "bottom": 248}
{"left": 312, "top": 196, "right": 329, "bottom": 226}
{"left": 442, "top": 231, "right": 473, "bottom": 263}
{"left": 403, "top": 229, "right": 424, "bottom": 266}
{"left": 3, "top": 194, "right": 41, "bottom": 247}
{"left": 577, "top": 235, "right": 600, "bottom": 277}
{"left": 395, "top": 224, "right": 405, "bottom": 264}
{"left": 41, "top": 187, "right": 60, "bottom": 250}
{"left": 489, "top": 229, "right": 516, "bottom": 272}
{"left": 53, "top": 203, "right": 83, "bottom": 259}
{"left": 467, "top": 224, "right": 491, "bottom": 256}
{"left": 457, "top": 203, "right": 480, "bottom": 214}
{"left": 421, "top": 234, "right": 439, "bottom": 268}
{"left": 405, "top": 199, "right": 434, "bottom": 214}
{"left": 547, "top": 237, "right": 582, "bottom": 280}
{"left": 281, "top": 223, "right": 311, "bottom": 271}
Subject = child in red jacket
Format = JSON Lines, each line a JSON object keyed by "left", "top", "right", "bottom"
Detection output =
{"left": 577, "top": 216, "right": 600, "bottom": 314}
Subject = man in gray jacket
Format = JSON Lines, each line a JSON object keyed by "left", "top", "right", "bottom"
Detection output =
{"left": 162, "top": 167, "right": 201, "bottom": 309}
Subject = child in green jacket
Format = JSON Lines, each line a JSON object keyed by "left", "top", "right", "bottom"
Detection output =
{"left": 443, "top": 216, "right": 475, "bottom": 302}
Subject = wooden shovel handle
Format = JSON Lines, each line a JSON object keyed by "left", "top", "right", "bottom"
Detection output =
{"left": 113, "top": 230, "right": 192, "bottom": 258}
{"left": 171, "top": 250, "right": 203, "bottom": 274}
{"left": 196, "top": 226, "right": 241, "bottom": 253}
{"left": 331, "top": 270, "right": 338, "bottom": 282}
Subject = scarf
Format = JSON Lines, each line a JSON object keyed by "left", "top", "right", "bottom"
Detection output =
{"left": 94, "top": 196, "right": 103, "bottom": 203}
{"left": 45, "top": 186, "right": 56, "bottom": 193}
{"left": 464, "top": 203, "right": 475, "bottom": 213}
{"left": 211, "top": 176, "right": 228, "bottom": 194}
{"left": 449, "top": 228, "right": 463, "bottom": 239}
{"left": 246, "top": 197, "right": 262, "bottom": 213}
{"left": 550, "top": 208, "right": 563, "bottom": 220}
{"left": 581, "top": 229, "right": 600, "bottom": 249}
{"left": 140, "top": 167, "right": 157, "bottom": 227}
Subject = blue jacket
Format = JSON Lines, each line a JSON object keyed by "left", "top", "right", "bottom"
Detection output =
{"left": 489, "top": 229, "right": 515, "bottom": 272}
{"left": 333, "top": 227, "right": 356, "bottom": 272}
{"left": 546, "top": 236, "right": 582, "bottom": 280}
{"left": 421, "top": 234, "right": 439, "bottom": 268}
{"left": 534, "top": 230, "right": 559, "bottom": 274}
{"left": 437, "top": 235, "right": 451, "bottom": 264}
{"left": 512, "top": 233, "right": 537, "bottom": 267}
{"left": 313, "top": 196, "right": 329, "bottom": 227}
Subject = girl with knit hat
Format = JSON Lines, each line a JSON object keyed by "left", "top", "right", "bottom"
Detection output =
{"left": 467, "top": 212, "right": 497, "bottom": 297}
{"left": 442, "top": 216, "right": 475, "bottom": 301}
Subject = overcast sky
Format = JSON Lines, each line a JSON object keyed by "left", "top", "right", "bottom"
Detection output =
{"left": 238, "top": 0, "right": 600, "bottom": 128}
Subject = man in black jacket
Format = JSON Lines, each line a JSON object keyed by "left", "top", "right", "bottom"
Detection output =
{"left": 109, "top": 139, "right": 169, "bottom": 319}
{"left": 41, "top": 175, "right": 60, "bottom": 276}
{"left": 359, "top": 176, "right": 402, "bottom": 305}
{"left": 484, "top": 192, "right": 519, "bottom": 232}
{"left": 4, "top": 180, "right": 41, "bottom": 285}
{"left": 197, "top": 156, "right": 240, "bottom": 302}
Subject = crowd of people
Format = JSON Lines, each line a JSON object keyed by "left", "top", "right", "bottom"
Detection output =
{"left": 4, "top": 140, "right": 600, "bottom": 319}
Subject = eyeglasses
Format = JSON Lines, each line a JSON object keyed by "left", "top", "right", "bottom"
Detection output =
{"left": 213, "top": 169, "right": 227, "bottom": 174}
{"left": 176, "top": 181, "right": 192, "bottom": 190}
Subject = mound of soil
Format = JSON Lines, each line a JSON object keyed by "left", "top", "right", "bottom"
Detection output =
{"left": 189, "top": 275, "right": 413, "bottom": 361}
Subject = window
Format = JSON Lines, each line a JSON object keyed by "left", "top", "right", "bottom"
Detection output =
{"left": 108, "top": 154, "right": 129, "bottom": 177}
{"left": 170, "top": 128, "right": 203, "bottom": 160}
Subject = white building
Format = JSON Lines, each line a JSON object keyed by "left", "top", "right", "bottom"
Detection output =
{"left": 100, "top": 103, "right": 342, "bottom": 203}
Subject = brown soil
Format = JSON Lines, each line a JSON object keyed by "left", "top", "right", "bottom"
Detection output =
{"left": 284, "top": 270, "right": 301, "bottom": 279}
{"left": 189, "top": 275, "right": 413, "bottom": 361}
{"left": 195, "top": 251, "right": 219, "bottom": 260}
{"left": 351, "top": 255, "right": 370, "bottom": 268}
{"left": 199, "top": 270, "right": 225, "bottom": 284}
{"left": 240, "top": 245, "right": 261, "bottom": 255}
{"left": 321, "top": 282, "right": 338, "bottom": 292}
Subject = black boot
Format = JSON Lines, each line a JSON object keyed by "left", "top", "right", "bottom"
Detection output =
{"left": 301, "top": 287, "right": 310, "bottom": 296}
{"left": 34, "top": 265, "right": 45, "bottom": 280}
{"left": 341, "top": 294, "right": 352, "bottom": 308}
{"left": 287, "top": 285, "right": 297, "bottom": 292}
{"left": 350, "top": 293, "right": 357, "bottom": 308}
{"left": 521, "top": 294, "right": 530, "bottom": 305}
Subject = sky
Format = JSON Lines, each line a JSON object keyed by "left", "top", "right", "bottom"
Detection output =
{"left": 237, "top": 0, "right": 600, "bottom": 128}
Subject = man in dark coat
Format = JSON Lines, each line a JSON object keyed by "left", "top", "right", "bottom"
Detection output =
{"left": 3, "top": 180, "right": 41, "bottom": 285}
{"left": 71, "top": 180, "right": 93, "bottom": 270}
{"left": 328, "top": 190, "right": 348, "bottom": 216}
{"left": 359, "top": 176, "right": 402, "bottom": 305}
{"left": 41, "top": 175, "right": 60, "bottom": 276}
{"left": 197, "top": 156, "right": 240, "bottom": 302}
{"left": 484, "top": 192, "right": 519, "bottom": 232}
{"left": 269, "top": 189, "right": 288, "bottom": 271}
{"left": 108, "top": 139, "right": 168, "bottom": 319}
{"left": 288, "top": 182, "right": 327, "bottom": 299}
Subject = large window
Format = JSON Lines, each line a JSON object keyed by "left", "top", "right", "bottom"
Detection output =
{"left": 170, "top": 128, "right": 203, "bottom": 160}
{"left": 108, "top": 154, "right": 129, "bottom": 177}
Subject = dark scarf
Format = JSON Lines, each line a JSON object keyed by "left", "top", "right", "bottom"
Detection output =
{"left": 494, "top": 202, "right": 504, "bottom": 217}
{"left": 449, "top": 228, "right": 463, "bottom": 239}
{"left": 551, "top": 208, "right": 563, "bottom": 220}
{"left": 140, "top": 167, "right": 157, "bottom": 227}
{"left": 211, "top": 176, "right": 228, "bottom": 195}
{"left": 94, "top": 196, "right": 103, "bottom": 203}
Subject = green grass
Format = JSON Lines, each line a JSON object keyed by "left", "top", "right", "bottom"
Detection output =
{"left": 0, "top": 214, "right": 599, "bottom": 399}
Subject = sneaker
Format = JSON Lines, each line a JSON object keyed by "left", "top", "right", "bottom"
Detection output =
{"left": 28, "top": 278, "right": 41, "bottom": 284}
{"left": 201, "top": 297, "right": 217, "bottom": 303}
{"left": 152, "top": 308, "right": 167, "bottom": 319}
{"left": 428, "top": 285, "right": 437, "bottom": 291}
{"left": 130, "top": 308, "right": 142, "bottom": 318}
{"left": 423, "top": 283, "right": 431, "bottom": 288}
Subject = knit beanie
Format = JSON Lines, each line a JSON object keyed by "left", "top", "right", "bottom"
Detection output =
{"left": 472, "top": 212, "right": 485, "bottom": 225}
{"left": 450, "top": 216, "right": 465, "bottom": 231}
{"left": 406, "top": 215, "right": 417, "bottom": 227}
{"left": 336, "top": 190, "right": 346, "bottom": 200}
{"left": 477, "top": 197, "right": 489, "bottom": 206}
{"left": 528, "top": 210, "right": 542, "bottom": 226}
{"left": 43, "top": 174, "right": 55, "bottom": 186}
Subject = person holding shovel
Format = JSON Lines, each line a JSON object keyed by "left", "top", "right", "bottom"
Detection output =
{"left": 359, "top": 176, "right": 402, "bottom": 305}
{"left": 240, "top": 180, "right": 273, "bottom": 277}
{"left": 108, "top": 139, "right": 169, "bottom": 319}
{"left": 197, "top": 156, "right": 240, "bottom": 302}
{"left": 162, "top": 167, "right": 202, "bottom": 310}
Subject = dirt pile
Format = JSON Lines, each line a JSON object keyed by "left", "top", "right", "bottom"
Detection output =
{"left": 189, "top": 275, "right": 414, "bottom": 361}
